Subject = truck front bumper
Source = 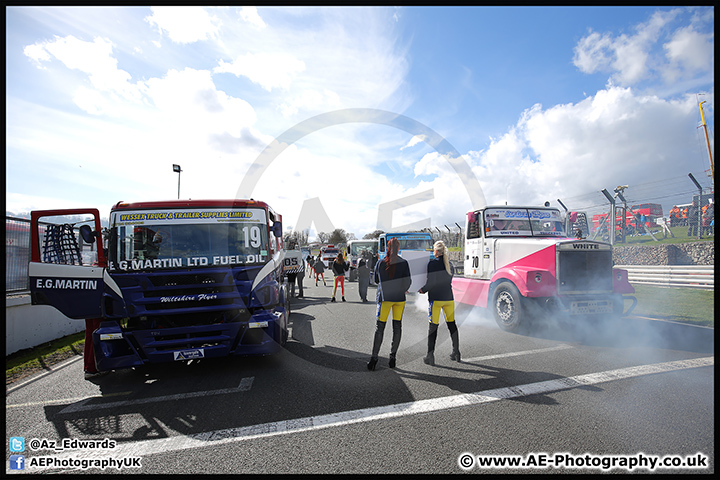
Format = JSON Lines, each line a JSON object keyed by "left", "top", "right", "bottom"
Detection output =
{"left": 93, "top": 309, "right": 287, "bottom": 372}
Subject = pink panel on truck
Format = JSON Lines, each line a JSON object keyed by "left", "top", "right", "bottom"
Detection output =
{"left": 452, "top": 277, "right": 490, "bottom": 308}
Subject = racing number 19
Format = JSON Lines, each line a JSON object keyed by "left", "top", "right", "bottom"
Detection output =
{"left": 243, "top": 226, "right": 262, "bottom": 248}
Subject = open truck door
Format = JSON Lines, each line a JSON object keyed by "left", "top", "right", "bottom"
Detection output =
{"left": 29, "top": 209, "right": 122, "bottom": 319}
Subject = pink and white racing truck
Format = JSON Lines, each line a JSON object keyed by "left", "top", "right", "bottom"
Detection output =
{"left": 452, "top": 205, "right": 637, "bottom": 332}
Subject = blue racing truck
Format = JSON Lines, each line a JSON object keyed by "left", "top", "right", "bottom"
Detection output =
{"left": 377, "top": 232, "right": 435, "bottom": 292}
{"left": 28, "top": 199, "right": 290, "bottom": 372}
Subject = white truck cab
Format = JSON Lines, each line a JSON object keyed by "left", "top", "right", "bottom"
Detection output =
{"left": 455, "top": 205, "right": 636, "bottom": 332}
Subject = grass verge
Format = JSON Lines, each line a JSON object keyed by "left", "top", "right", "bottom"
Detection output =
{"left": 6, "top": 331, "right": 85, "bottom": 386}
{"left": 604, "top": 225, "right": 713, "bottom": 246}
{"left": 630, "top": 284, "right": 714, "bottom": 327}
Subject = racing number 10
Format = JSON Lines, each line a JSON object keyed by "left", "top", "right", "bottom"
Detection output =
{"left": 471, "top": 256, "right": 480, "bottom": 268}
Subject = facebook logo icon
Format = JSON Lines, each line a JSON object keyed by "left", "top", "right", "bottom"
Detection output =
{"left": 9, "top": 455, "right": 25, "bottom": 470}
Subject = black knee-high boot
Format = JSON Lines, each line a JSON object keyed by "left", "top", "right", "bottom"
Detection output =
{"left": 388, "top": 320, "right": 402, "bottom": 368}
{"left": 448, "top": 321, "right": 460, "bottom": 362}
{"left": 367, "top": 320, "right": 386, "bottom": 370}
{"left": 424, "top": 322, "right": 438, "bottom": 365}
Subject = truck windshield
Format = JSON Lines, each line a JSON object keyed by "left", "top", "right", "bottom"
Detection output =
{"left": 110, "top": 208, "right": 269, "bottom": 271}
{"left": 388, "top": 236, "right": 434, "bottom": 251}
{"left": 349, "top": 242, "right": 376, "bottom": 255}
{"left": 484, "top": 208, "right": 565, "bottom": 237}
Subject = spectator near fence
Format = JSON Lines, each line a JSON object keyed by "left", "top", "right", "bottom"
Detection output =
{"left": 669, "top": 206, "right": 681, "bottom": 227}
{"left": 702, "top": 200, "right": 714, "bottom": 236}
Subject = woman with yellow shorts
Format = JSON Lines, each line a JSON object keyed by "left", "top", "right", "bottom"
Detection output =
{"left": 418, "top": 240, "right": 460, "bottom": 365}
{"left": 367, "top": 238, "right": 412, "bottom": 370}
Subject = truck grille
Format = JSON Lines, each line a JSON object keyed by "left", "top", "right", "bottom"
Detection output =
{"left": 112, "top": 267, "right": 255, "bottom": 316}
{"left": 557, "top": 248, "right": 613, "bottom": 294}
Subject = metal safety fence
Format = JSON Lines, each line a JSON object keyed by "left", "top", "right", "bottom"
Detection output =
{"left": 5, "top": 216, "right": 93, "bottom": 294}
{"left": 6, "top": 216, "right": 34, "bottom": 293}
{"left": 616, "top": 265, "right": 714, "bottom": 290}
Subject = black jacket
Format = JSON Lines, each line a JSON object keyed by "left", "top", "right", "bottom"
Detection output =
{"left": 419, "top": 256, "right": 454, "bottom": 301}
{"left": 332, "top": 260, "right": 349, "bottom": 276}
{"left": 374, "top": 256, "right": 412, "bottom": 302}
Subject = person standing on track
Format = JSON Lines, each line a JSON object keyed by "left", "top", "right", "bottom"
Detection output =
{"left": 418, "top": 240, "right": 460, "bottom": 365}
{"left": 331, "top": 252, "right": 349, "bottom": 302}
{"left": 357, "top": 257, "right": 370, "bottom": 302}
{"left": 314, "top": 255, "right": 326, "bottom": 286}
{"left": 367, "top": 237, "right": 412, "bottom": 370}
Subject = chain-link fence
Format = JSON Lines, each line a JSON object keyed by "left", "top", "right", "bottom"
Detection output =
{"left": 6, "top": 217, "right": 35, "bottom": 293}
{"left": 5, "top": 216, "right": 97, "bottom": 294}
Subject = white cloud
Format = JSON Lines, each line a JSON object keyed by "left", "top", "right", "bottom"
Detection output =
{"left": 22, "top": 43, "right": 51, "bottom": 65}
{"left": 662, "top": 26, "right": 714, "bottom": 81}
{"left": 24, "top": 35, "right": 142, "bottom": 110}
{"left": 278, "top": 89, "right": 342, "bottom": 117}
{"left": 11, "top": 7, "right": 411, "bottom": 235}
{"left": 402, "top": 135, "right": 426, "bottom": 150}
{"left": 214, "top": 52, "right": 306, "bottom": 91}
{"left": 571, "top": 8, "right": 714, "bottom": 87}
{"left": 145, "top": 6, "right": 221, "bottom": 44}
{"left": 212, "top": 7, "right": 410, "bottom": 119}
{"left": 573, "top": 31, "right": 614, "bottom": 75}
{"left": 467, "top": 86, "right": 709, "bottom": 212}
{"left": 239, "top": 6, "right": 266, "bottom": 29}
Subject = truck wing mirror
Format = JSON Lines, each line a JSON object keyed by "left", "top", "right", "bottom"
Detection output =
{"left": 272, "top": 221, "right": 282, "bottom": 237}
{"left": 80, "top": 224, "right": 98, "bottom": 243}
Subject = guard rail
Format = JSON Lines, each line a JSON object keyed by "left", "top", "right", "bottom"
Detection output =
{"left": 615, "top": 265, "right": 714, "bottom": 290}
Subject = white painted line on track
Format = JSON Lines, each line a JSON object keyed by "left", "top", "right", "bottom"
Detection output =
{"left": 33, "top": 356, "right": 713, "bottom": 471}
{"left": 461, "top": 344, "right": 574, "bottom": 363}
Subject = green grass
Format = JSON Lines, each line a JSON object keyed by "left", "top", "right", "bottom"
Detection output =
{"left": 630, "top": 284, "right": 714, "bottom": 327}
{"left": 603, "top": 225, "right": 713, "bottom": 246}
{"left": 6, "top": 331, "right": 86, "bottom": 385}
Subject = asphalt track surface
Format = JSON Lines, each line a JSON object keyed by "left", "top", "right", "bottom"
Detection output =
{"left": 6, "top": 275, "right": 714, "bottom": 474}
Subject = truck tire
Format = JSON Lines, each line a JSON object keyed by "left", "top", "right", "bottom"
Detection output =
{"left": 492, "top": 281, "right": 525, "bottom": 332}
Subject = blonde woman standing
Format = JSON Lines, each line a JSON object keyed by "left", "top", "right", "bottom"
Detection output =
{"left": 417, "top": 240, "right": 459, "bottom": 365}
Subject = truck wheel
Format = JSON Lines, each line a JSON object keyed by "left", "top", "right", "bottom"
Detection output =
{"left": 492, "top": 282, "right": 524, "bottom": 332}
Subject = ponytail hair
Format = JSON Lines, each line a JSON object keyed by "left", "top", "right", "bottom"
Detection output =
{"left": 384, "top": 237, "right": 399, "bottom": 278}
{"left": 434, "top": 240, "right": 451, "bottom": 275}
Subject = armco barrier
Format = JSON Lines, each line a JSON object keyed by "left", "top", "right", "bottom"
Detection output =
{"left": 5, "top": 295, "right": 85, "bottom": 355}
{"left": 616, "top": 265, "right": 714, "bottom": 290}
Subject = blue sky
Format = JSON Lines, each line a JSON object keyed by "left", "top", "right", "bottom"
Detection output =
{"left": 5, "top": 6, "right": 714, "bottom": 239}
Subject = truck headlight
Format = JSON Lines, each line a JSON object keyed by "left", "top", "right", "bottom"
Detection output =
{"left": 534, "top": 273, "right": 542, "bottom": 283}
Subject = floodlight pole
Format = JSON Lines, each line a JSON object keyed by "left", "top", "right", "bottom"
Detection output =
{"left": 173, "top": 164, "right": 182, "bottom": 199}
{"left": 601, "top": 189, "right": 616, "bottom": 245}
{"left": 688, "top": 173, "right": 703, "bottom": 239}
